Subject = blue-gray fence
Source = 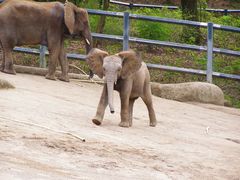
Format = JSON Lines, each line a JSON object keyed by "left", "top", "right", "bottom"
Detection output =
{"left": 109, "top": 0, "right": 240, "bottom": 15}
{"left": 12, "top": 9, "right": 240, "bottom": 83}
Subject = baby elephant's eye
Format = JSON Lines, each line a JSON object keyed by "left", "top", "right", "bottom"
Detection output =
{"left": 103, "top": 67, "right": 106, "bottom": 72}
{"left": 117, "top": 67, "right": 122, "bottom": 72}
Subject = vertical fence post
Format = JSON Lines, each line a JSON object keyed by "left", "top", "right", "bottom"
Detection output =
{"left": 207, "top": 22, "right": 213, "bottom": 83}
{"left": 39, "top": 45, "right": 47, "bottom": 68}
{"left": 123, "top": 12, "right": 130, "bottom": 51}
{"left": 224, "top": 9, "right": 228, "bottom": 16}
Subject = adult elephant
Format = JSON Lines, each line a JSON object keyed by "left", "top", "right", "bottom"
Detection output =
{"left": 0, "top": 0, "right": 92, "bottom": 82}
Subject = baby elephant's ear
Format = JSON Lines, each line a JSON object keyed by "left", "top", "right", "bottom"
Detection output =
{"left": 118, "top": 50, "right": 142, "bottom": 79}
{"left": 86, "top": 48, "right": 108, "bottom": 78}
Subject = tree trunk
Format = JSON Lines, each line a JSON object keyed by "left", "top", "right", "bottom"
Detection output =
{"left": 181, "top": 0, "right": 201, "bottom": 44}
{"left": 94, "top": 0, "right": 110, "bottom": 47}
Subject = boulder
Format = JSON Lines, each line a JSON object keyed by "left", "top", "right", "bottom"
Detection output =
{"left": 151, "top": 82, "right": 224, "bottom": 106}
{"left": 0, "top": 79, "right": 14, "bottom": 89}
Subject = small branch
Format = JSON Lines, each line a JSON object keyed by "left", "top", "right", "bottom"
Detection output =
{"left": 69, "top": 64, "right": 102, "bottom": 85}
{"left": 69, "top": 64, "right": 86, "bottom": 75}
{"left": 0, "top": 116, "right": 86, "bottom": 142}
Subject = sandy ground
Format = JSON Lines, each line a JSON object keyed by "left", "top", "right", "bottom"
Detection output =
{"left": 0, "top": 73, "right": 240, "bottom": 180}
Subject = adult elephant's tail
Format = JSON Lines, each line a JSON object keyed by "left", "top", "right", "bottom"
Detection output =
{"left": 0, "top": 40, "right": 4, "bottom": 71}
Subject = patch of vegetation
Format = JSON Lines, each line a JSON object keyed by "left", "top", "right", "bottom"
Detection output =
{"left": 12, "top": 0, "right": 240, "bottom": 108}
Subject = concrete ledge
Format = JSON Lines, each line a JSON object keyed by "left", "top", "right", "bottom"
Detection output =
{"left": 13, "top": 65, "right": 225, "bottom": 105}
{"left": 14, "top": 65, "right": 102, "bottom": 82}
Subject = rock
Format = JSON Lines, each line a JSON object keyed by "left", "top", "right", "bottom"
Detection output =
{"left": 0, "top": 79, "right": 14, "bottom": 89}
{"left": 151, "top": 82, "right": 224, "bottom": 106}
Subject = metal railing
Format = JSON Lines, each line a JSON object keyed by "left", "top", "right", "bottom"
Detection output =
{"left": 109, "top": 0, "right": 240, "bottom": 15}
{"left": 13, "top": 9, "right": 240, "bottom": 83}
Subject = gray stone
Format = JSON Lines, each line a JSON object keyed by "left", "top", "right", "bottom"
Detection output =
{"left": 0, "top": 79, "right": 14, "bottom": 89}
{"left": 151, "top": 82, "right": 224, "bottom": 106}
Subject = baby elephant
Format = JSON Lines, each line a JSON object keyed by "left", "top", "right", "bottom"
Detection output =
{"left": 86, "top": 48, "right": 157, "bottom": 127}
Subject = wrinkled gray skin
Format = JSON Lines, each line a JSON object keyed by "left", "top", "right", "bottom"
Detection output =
{"left": 0, "top": 0, "right": 92, "bottom": 81}
{"left": 86, "top": 48, "right": 157, "bottom": 128}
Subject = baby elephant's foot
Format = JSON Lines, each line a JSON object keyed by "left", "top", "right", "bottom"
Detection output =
{"left": 58, "top": 74, "right": 70, "bottom": 82}
{"left": 45, "top": 73, "right": 56, "bottom": 81}
{"left": 92, "top": 118, "right": 102, "bottom": 126}
{"left": 149, "top": 121, "right": 157, "bottom": 127}
{"left": 119, "top": 121, "right": 130, "bottom": 128}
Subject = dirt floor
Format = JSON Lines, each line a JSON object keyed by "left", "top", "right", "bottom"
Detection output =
{"left": 0, "top": 73, "right": 240, "bottom": 180}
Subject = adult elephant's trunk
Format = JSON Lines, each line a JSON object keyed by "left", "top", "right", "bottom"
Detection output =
{"left": 83, "top": 27, "right": 93, "bottom": 54}
{"left": 83, "top": 25, "right": 93, "bottom": 78}
{"left": 106, "top": 81, "right": 115, "bottom": 114}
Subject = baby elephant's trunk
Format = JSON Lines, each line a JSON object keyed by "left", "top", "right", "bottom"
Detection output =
{"left": 107, "top": 81, "right": 115, "bottom": 114}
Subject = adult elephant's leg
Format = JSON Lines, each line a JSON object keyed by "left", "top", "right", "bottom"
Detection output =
{"left": 3, "top": 49, "right": 16, "bottom": 75}
{"left": 141, "top": 86, "right": 157, "bottom": 127}
{"left": 46, "top": 44, "right": 60, "bottom": 80}
{"left": 58, "top": 41, "right": 69, "bottom": 82}
{"left": 0, "top": 41, "right": 4, "bottom": 71}
{"left": 92, "top": 84, "right": 108, "bottom": 125}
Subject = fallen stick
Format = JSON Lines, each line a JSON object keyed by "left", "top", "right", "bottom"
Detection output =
{"left": 0, "top": 116, "right": 86, "bottom": 142}
{"left": 69, "top": 64, "right": 103, "bottom": 85}
{"left": 71, "top": 79, "right": 104, "bottom": 85}
{"left": 69, "top": 64, "right": 87, "bottom": 75}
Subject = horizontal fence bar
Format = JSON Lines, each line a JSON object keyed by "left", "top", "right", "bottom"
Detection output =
{"left": 87, "top": 9, "right": 240, "bottom": 33}
{"left": 13, "top": 47, "right": 86, "bottom": 60}
{"left": 147, "top": 64, "right": 240, "bottom": 80}
{"left": 91, "top": 33, "right": 206, "bottom": 51}
{"left": 129, "top": 14, "right": 208, "bottom": 27}
{"left": 109, "top": 0, "right": 240, "bottom": 14}
{"left": 110, "top": 0, "right": 179, "bottom": 9}
{"left": 147, "top": 63, "right": 206, "bottom": 75}
{"left": 87, "top": 9, "right": 123, "bottom": 18}
{"left": 15, "top": 34, "right": 240, "bottom": 58}
{"left": 92, "top": 33, "right": 240, "bottom": 56}
{"left": 13, "top": 46, "right": 240, "bottom": 81}
{"left": 13, "top": 47, "right": 40, "bottom": 55}
{"left": 213, "top": 24, "right": 240, "bottom": 33}
{"left": 197, "top": 9, "right": 240, "bottom": 13}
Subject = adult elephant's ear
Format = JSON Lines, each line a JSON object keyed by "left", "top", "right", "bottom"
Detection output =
{"left": 86, "top": 48, "right": 109, "bottom": 78}
{"left": 118, "top": 50, "right": 142, "bottom": 79}
{"left": 64, "top": 1, "right": 75, "bottom": 35}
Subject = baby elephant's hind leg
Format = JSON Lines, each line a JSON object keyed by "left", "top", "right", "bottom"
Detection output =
{"left": 128, "top": 98, "right": 136, "bottom": 127}
{"left": 141, "top": 87, "right": 157, "bottom": 127}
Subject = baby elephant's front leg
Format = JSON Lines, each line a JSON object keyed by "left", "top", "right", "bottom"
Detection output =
{"left": 92, "top": 85, "right": 108, "bottom": 125}
{"left": 119, "top": 97, "right": 130, "bottom": 128}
